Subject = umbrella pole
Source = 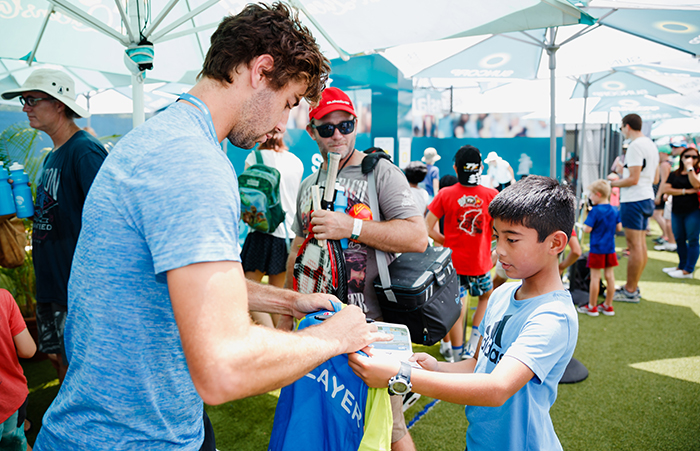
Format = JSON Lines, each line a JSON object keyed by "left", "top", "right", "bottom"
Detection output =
{"left": 547, "top": 28, "right": 559, "bottom": 180}
{"left": 132, "top": 72, "right": 145, "bottom": 128}
{"left": 576, "top": 80, "right": 589, "bottom": 207}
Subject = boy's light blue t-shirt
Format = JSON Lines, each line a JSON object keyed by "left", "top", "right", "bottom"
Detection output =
{"left": 470, "top": 282, "right": 578, "bottom": 451}
{"left": 34, "top": 102, "right": 241, "bottom": 450}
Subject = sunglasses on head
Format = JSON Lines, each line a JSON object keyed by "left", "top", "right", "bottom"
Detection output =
{"left": 311, "top": 119, "right": 355, "bottom": 138}
{"left": 19, "top": 96, "right": 53, "bottom": 107}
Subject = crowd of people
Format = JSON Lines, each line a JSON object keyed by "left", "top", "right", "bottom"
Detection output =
{"left": 0, "top": 3, "right": 696, "bottom": 451}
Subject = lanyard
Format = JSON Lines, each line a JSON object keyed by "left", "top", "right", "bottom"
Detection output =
{"left": 178, "top": 93, "right": 219, "bottom": 143}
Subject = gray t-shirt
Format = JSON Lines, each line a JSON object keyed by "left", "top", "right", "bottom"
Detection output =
{"left": 292, "top": 157, "right": 421, "bottom": 319}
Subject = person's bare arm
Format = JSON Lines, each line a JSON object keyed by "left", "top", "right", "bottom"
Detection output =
{"left": 349, "top": 352, "right": 533, "bottom": 407}
{"left": 558, "top": 234, "right": 582, "bottom": 274}
{"left": 686, "top": 167, "right": 700, "bottom": 189}
{"left": 168, "top": 261, "right": 386, "bottom": 405}
{"left": 425, "top": 211, "right": 444, "bottom": 244}
{"left": 583, "top": 225, "right": 592, "bottom": 234}
{"left": 663, "top": 182, "right": 698, "bottom": 196}
{"left": 610, "top": 166, "right": 641, "bottom": 188}
{"left": 13, "top": 328, "right": 36, "bottom": 359}
{"left": 432, "top": 178, "right": 440, "bottom": 198}
{"left": 310, "top": 211, "right": 428, "bottom": 254}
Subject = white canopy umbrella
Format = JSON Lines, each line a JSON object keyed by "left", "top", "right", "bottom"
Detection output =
{"left": 0, "top": 0, "right": 593, "bottom": 127}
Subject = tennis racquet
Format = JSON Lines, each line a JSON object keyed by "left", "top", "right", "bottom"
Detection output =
{"left": 293, "top": 152, "right": 347, "bottom": 302}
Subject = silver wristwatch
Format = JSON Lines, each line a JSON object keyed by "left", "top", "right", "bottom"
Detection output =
{"left": 388, "top": 361, "right": 412, "bottom": 396}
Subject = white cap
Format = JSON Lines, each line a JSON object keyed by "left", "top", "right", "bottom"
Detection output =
{"left": 1, "top": 69, "right": 90, "bottom": 118}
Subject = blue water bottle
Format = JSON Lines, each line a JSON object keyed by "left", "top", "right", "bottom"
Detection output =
{"left": 334, "top": 183, "right": 349, "bottom": 249}
{"left": 9, "top": 162, "right": 34, "bottom": 218}
{"left": 0, "top": 166, "right": 17, "bottom": 216}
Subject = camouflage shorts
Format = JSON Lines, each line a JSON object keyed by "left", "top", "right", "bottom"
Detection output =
{"left": 459, "top": 273, "right": 493, "bottom": 297}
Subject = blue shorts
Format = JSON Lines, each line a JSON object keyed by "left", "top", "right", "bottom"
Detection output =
{"left": 459, "top": 273, "right": 493, "bottom": 297}
{"left": 620, "top": 199, "right": 654, "bottom": 231}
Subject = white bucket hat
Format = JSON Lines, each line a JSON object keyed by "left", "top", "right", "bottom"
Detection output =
{"left": 485, "top": 151, "right": 500, "bottom": 164}
{"left": 1, "top": 69, "right": 90, "bottom": 118}
{"left": 421, "top": 147, "right": 441, "bottom": 165}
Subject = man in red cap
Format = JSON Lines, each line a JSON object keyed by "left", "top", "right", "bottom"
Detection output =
{"left": 285, "top": 86, "right": 429, "bottom": 451}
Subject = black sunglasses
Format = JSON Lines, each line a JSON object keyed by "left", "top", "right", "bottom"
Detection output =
{"left": 682, "top": 154, "right": 699, "bottom": 160}
{"left": 19, "top": 96, "right": 53, "bottom": 107}
{"left": 311, "top": 119, "right": 355, "bottom": 138}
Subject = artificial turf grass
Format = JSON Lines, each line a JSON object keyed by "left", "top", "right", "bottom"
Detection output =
{"left": 19, "top": 358, "right": 60, "bottom": 447}
{"left": 20, "top": 234, "right": 700, "bottom": 450}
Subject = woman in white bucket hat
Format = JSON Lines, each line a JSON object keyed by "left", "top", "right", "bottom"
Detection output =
{"left": 1, "top": 69, "right": 107, "bottom": 384}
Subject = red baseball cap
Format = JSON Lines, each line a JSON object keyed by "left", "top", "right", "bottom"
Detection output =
{"left": 308, "top": 87, "right": 356, "bottom": 121}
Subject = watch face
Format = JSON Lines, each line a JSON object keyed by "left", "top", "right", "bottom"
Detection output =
{"left": 392, "top": 381, "right": 408, "bottom": 394}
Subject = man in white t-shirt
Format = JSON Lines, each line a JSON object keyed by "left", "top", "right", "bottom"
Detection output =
{"left": 609, "top": 113, "right": 659, "bottom": 303}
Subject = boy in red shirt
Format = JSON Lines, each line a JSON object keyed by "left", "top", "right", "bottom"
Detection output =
{"left": 426, "top": 145, "right": 499, "bottom": 360}
{"left": 1, "top": 289, "right": 36, "bottom": 450}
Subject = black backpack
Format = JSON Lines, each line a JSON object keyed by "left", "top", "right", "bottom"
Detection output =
{"left": 568, "top": 253, "right": 606, "bottom": 306}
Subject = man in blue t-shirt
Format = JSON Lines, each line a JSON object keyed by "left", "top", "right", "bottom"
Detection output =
{"left": 31, "top": 5, "right": 387, "bottom": 451}
{"left": 1, "top": 69, "right": 108, "bottom": 383}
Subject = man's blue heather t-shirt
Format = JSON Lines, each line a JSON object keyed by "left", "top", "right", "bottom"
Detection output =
{"left": 34, "top": 102, "right": 241, "bottom": 450}
{"left": 584, "top": 204, "right": 620, "bottom": 255}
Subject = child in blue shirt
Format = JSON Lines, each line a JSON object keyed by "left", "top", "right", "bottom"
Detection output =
{"left": 578, "top": 180, "right": 622, "bottom": 316}
{"left": 349, "top": 175, "right": 579, "bottom": 451}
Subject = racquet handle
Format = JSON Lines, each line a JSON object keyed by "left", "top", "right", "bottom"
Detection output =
{"left": 312, "top": 185, "right": 325, "bottom": 246}
{"left": 324, "top": 152, "right": 341, "bottom": 205}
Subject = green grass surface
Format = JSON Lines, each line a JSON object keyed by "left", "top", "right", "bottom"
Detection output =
{"left": 21, "top": 234, "right": 700, "bottom": 450}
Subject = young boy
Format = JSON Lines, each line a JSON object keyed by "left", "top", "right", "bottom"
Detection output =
{"left": 349, "top": 175, "right": 579, "bottom": 451}
{"left": 425, "top": 145, "right": 498, "bottom": 361}
{"left": 578, "top": 180, "right": 622, "bottom": 317}
{"left": 1, "top": 289, "right": 36, "bottom": 451}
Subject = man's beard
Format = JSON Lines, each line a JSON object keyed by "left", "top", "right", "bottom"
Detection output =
{"left": 227, "top": 89, "right": 276, "bottom": 149}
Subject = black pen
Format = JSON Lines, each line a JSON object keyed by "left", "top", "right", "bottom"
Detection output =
{"left": 314, "top": 314, "right": 374, "bottom": 323}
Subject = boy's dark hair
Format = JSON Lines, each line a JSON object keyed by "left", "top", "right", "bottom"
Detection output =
{"left": 621, "top": 113, "right": 643, "bottom": 132}
{"left": 488, "top": 175, "right": 575, "bottom": 242}
{"left": 440, "top": 174, "right": 458, "bottom": 190}
{"left": 200, "top": 2, "right": 330, "bottom": 104}
{"left": 404, "top": 161, "right": 428, "bottom": 184}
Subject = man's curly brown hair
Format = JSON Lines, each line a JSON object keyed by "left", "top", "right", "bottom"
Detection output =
{"left": 199, "top": 2, "right": 330, "bottom": 104}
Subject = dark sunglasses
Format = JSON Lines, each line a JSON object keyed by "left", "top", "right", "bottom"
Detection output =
{"left": 311, "top": 119, "right": 355, "bottom": 138}
{"left": 682, "top": 154, "right": 699, "bottom": 160}
{"left": 19, "top": 96, "right": 53, "bottom": 107}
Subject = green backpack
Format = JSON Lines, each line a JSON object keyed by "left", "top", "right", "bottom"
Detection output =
{"left": 239, "top": 150, "right": 286, "bottom": 233}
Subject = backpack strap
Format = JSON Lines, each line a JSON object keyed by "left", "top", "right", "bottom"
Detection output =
{"left": 368, "top": 169, "right": 397, "bottom": 304}
{"left": 255, "top": 149, "right": 264, "bottom": 165}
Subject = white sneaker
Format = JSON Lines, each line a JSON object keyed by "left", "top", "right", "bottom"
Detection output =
{"left": 662, "top": 267, "right": 679, "bottom": 274}
{"left": 439, "top": 340, "right": 454, "bottom": 363}
{"left": 668, "top": 269, "right": 693, "bottom": 279}
{"left": 654, "top": 242, "right": 677, "bottom": 252}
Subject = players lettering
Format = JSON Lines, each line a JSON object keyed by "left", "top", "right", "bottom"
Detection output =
{"left": 305, "top": 367, "right": 363, "bottom": 428}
